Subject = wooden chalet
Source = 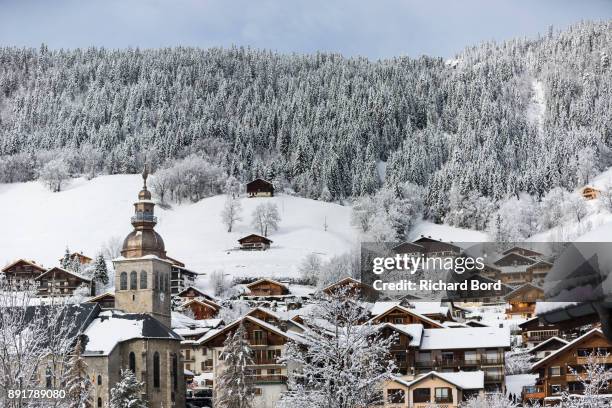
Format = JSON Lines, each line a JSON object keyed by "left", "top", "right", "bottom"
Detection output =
{"left": 321, "top": 276, "right": 380, "bottom": 301}
{"left": 376, "top": 323, "right": 423, "bottom": 376}
{"left": 86, "top": 292, "right": 116, "bottom": 309}
{"left": 519, "top": 317, "right": 564, "bottom": 348}
{"left": 504, "top": 283, "right": 545, "bottom": 318}
{"left": 35, "top": 267, "right": 93, "bottom": 297}
{"left": 526, "top": 329, "right": 612, "bottom": 404}
{"left": 238, "top": 234, "right": 273, "bottom": 251}
{"left": 192, "top": 315, "right": 302, "bottom": 405}
{"left": 246, "top": 179, "right": 274, "bottom": 197}
{"left": 368, "top": 304, "right": 444, "bottom": 328}
{"left": 1, "top": 259, "right": 46, "bottom": 286}
{"left": 393, "top": 242, "right": 426, "bottom": 256}
{"left": 246, "top": 307, "right": 283, "bottom": 326}
{"left": 245, "top": 278, "right": 289, "bottom": 297}
{"left": 182, "top": 298, "right": 221, "bottom": 320}
{"left": 490, "top": 252, "right": 552, "bottom": 286}
{"left": 581, "top": 186, "right": 600, "bottom": 200}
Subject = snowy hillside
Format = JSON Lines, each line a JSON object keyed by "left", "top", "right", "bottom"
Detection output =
{"left": 0, "top": 175, "right": 357, "bottom": 279}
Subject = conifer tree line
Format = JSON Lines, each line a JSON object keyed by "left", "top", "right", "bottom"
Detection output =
{"left": 0, "top": 22, "right": 610, "bottom": 221}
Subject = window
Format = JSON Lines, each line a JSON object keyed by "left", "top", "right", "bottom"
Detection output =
{"left": 551, "top": 384, "right": 562, "bottom": 395}
{"left": 435, "top": 387, "right": 452, "bottom": 403}
{"left": 129, "top": 352, "right": 136, "bottom": 373}
{"left": 253, "top": 330, "right": 264, "bottom": 344}
{"left": 153, "top": 272, "right": 158, "bottom": 290}
{"left": 97, "top": 375, "right": 102, "bottom": 386}
{"left": 97, "top": 398, "right": 102, "bottom": 407}
{"left": 153, "top": 352, "right": 160, "bottom": 388}
{"left": 140, "top": 271, "right": 147, "bottom": 289}
{"left": 394, "top": 317, "right": 404, "bottom": 324}
{"left": 185, "top": 349, "right": 191, "bottom": 360}
{"left": 413, "top": 388, "right": 431, "bottom": 403}
{"left": 549, "top": 366, "right": 561, "bottom": 377}
{"left": 387, "top": 389, "right": 405, "bottom": 404}
{"left": 465, "top": 351, "right": 478, "bottom": 363}
{"left": 120, "top": 272, "right": 127, "bottom": 290}
{"left": 46, "top": 367, "right": 53, "bottom": 388}
{"left": 254, "top": 388, "right": 262, "bottom": 396}
{"left": 130, "top": 271, "right": 137, "bottom": 290}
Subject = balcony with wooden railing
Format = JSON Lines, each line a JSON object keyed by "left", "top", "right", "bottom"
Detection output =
{"left": 522, "top": 385, "right": 545, "bottom": 400}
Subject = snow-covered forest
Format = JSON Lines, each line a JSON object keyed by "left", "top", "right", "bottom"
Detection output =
{"left": 0, "top": 22, "right": 610, "bottom": 225}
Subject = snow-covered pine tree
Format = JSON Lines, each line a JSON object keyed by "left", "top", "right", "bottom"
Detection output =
{"left": 277, "top": 287, "right": 396, "bottom": 408}
{"left": 61, "top": 247, "right": 72, "bottom": 269}
{"left": 214, "top": 323, "right": 255, "bottom": 408}
{"left": 91, "top": 253, "right": 110, "bottom": 289}
{"left": 109, "top": 369, "right": 147, "bottom": 408}
{"left": 64, "top": 337, "right": 93, "bottom": 408}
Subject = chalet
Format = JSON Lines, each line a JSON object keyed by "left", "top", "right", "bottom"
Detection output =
{"left": 176, "top": 286, "right": 216, "bottom": 302}
{"left": 368, "top": 304, "right": 444, "bottom": 329}
{"left": 581, "top": 186, "right": 600, "bottom": 200}
{"left": 527, "top": 329, "right": 612, "bottom": 405}
{"left": 489, "top": 252, "right": 552, "bottom": 286}
{"left": 380, "top": 371, "right": 485, "bottom": 407}
{"left": 247, "top": 178, "right": 274, "bottom": 197}
{"left": 35, "top": 267, "right": 93, "bottom": 297}
{"left": 181, "top": 298, "right": 221, "bottom": 320}
{"left": 59, "top": 251, "right": 93, "bottom": 265}
{"left": 504, "top": 283, "right": 545, "bottom": 319}
{"left": 245, "top": 278, "right": 289, "bottom": 297}
{"left": 246, "top": 307, "right": 283, "bottom": 326}
{"left": 321, "top": 276, "right": 379, "bottom": 301}
{"left": 86, "top": 292, "right": 116, "bottom": 309}
{"left": 417, "top": 327, "right": 510, "bottom": 391}
{"left": 238, "top": 234, "right": 273, "bottom": 251}
{"left": 1, "top": 259, "right": 46, "bottom": 286}
{"left": 445, "top": 273, "right": 513, "bottom": 304}
{"left": 192, "top": 315, "right": 304, "bottom": 408}
{"left": 527, "top": 337, "right": 569, "bottom": 361}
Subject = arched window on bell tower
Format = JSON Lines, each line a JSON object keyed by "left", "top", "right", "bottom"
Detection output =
{"left": 140, "top": 271, "right": 147, "bottom": 289}
{"left": 120, "top": 272, "right": 127, "bottom": 290}
{"left": 129, "top": 271, "right": 137, "bottom": 290}
{"left": 129, "top": 352, "right": 136, "bottom": 373}
{"left": 153, "top": 352, "right": 160, "bottom": 388}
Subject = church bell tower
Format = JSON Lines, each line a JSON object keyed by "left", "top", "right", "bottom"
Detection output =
{"left": 113, "top": 166, "right": 172, "bottom": 327}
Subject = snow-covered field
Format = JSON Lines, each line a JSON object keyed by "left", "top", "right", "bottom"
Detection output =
{"left": 0, "top": 175, "right": 357, "bottom": 279}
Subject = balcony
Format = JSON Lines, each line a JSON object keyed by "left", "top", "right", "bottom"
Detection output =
{"left": 131, "top": 213, "right": 157, "bottom": 223}
{"left": 522, "top": 385, "right": 545, "bottom": 400}
{"left": 250, "top": 375, "right": 287, "bottom": 384}
{"left": 481, "top": 357, "right": 502, "bottom": 365}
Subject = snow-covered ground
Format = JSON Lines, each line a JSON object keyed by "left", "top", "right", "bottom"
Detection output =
{"left": 0, "top": 175, "right": 357, "bottom": 280}
{"left": 409, "top": 220, "right": 489, "bottom": 243}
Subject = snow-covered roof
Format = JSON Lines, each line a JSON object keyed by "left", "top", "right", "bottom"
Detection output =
{"left": 527, "top": 336, "right": 569, "bottom": 354}
{"left": 534, "top": 302, "right": 579, "bottom": 315}
{"left": 83, "top": 310, "right": 181, "bottom": 356}
{"left": 171, "top": 312, "right": 222, "bottom": 330}
{"left": 398, "top": 371, "right": 485, "bottom": 390}
{"left": 409, "top": 301, "right": 449, "bottom": 316}
{"left": 196, "top": 315, "right": 305, "bottom": 346}
{"left": 369, "top": 301, "right": 401, "bottom": 316}
{"left": 367, "top": 304, "right": 444, "bottom": 328}
{"left": 386, "top": 323, "right": 424, "bottom": 346}
{"left": 35, "top": 266, "right": 91, "bottom": 282}
{"left": 532, "top": 329, "right": 603, "bottom": 370}
{"left": 420, "top": 327, "right": 510, "bottom": 350}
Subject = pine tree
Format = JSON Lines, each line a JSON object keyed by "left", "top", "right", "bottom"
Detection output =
{"left": 109, "top": 369, "right": 147, "bottom": 408}
{"left": 64, "top": 338, "right": 93, "bottom": 408}
{"left": 214, "top": 323, "right": 255, "bottom": 408}
{"left": 61, "top": 247, "right": 72, "bottom": 269}
{"left": 91, "top": 253, "right": 110, "bottom": 288}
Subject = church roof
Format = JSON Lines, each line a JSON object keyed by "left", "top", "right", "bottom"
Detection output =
{"left": 82, "top": 310, "right": 182, "bottom": 356}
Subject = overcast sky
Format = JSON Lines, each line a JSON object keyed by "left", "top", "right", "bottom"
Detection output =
{"left": 0, "top": 0, "right": 610, "bottom": 59}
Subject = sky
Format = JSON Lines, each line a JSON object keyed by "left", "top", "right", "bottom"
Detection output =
{"left": 0, "top": 0, "right": 610, "bottom": 59}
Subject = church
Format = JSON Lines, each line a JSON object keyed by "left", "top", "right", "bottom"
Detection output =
{"left": 79, "top": 168, "right": 185, "bottom": 408}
